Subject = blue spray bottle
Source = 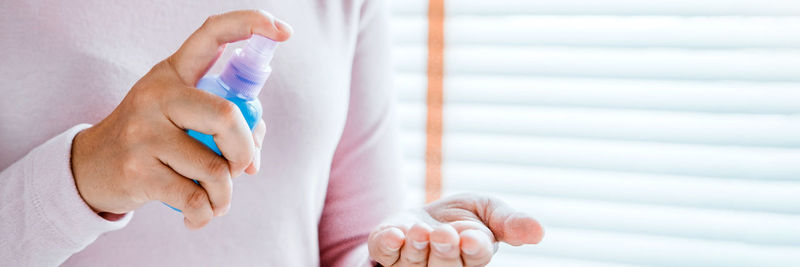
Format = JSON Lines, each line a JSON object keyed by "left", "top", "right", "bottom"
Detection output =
{"left": 165, "top": 35, "right": 277, "bottom": 212}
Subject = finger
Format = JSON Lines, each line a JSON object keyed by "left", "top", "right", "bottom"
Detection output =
{"left": 245, "top": 119, "right": 266, "bottom": 175}
{"left": 244, "top": 151, "right": 260, "bottom": 175}
{"left": 396, "top": 223, "right": 432, "bottom": 267}
{"left": 447, "top": 220, "right": 498, "bottom": 266}
{"left": 169, "top": 9, "right": 292, "bottom": 86}
{"left": 477, "top": 197, "right": 545, "bottom": 246}
{"left": 460, "top": 229, "right": 494, "bottom": 267}
{"left": 253, "top": 119, "right": 266, "bottom": 148}
{"left": 368, "top": 226, "right": 405, "bottom": 267}
{"left": 150, "top": 165, "right": 214, "bottom": 229}
{"left": 428, "top": 224, "right": 463, "bottom": 267}
{"left": 449, "top": 220, "right": 494, "bottom": 242}
{"left": 157, "top": 128, "right": 232, "bottom": 216}
{"left": 162, "top": 88, "right": 255, "bottom": 176}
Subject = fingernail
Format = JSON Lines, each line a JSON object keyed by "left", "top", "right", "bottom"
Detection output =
{"left": 275, "top": 19, "right": 293, "bottom": 35}
{"left": 410, "top": 240, "right": 428, "bottom": 250}
{"left": 462, "top": 246, "right": 479, "bottom": 255}
{"left": 431, "top": 242, "right": 452, "bottom": 253}
{"left": 383, "top": 239, "right": 401, "bottom": 252}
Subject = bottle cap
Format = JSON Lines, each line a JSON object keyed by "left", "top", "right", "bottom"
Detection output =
{"left": 219, "top": 35, "right": 279, "bottom": 99}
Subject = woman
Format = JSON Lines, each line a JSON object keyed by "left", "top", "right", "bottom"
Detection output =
{"left": 0, "top": 1, "right": 543, "bottom": 266}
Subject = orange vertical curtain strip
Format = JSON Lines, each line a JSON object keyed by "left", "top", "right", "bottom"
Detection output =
{"left": 425, "top": 0, "right": 445, "bottom": 203}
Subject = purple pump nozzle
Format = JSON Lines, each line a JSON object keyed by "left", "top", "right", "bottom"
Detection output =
{"left": 219, "top": 35, "right": 278, "bottom": 99}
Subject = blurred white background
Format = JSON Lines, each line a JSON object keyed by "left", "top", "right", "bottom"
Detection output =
{"left": 388, "top": 0, "right": 800, "bottom": 266}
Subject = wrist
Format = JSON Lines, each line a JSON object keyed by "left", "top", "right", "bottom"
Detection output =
{"left": 70, "top": 127, "right": 102, "bottom": 213}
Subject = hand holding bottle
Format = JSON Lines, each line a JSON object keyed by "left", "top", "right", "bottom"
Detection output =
{"left": 70, "top": 10, "right": 292, "bottom": 229}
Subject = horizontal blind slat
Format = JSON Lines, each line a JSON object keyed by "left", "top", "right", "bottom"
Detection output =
{"left": 397, "top": 103, "right": 800, "bottom": 147}
{"left": 493, "top": 227, "right": 800, "bottom": 266}
{"left": 439, "top": 190, "right": 800, "bottom": 245}
{"left": 399, "top": 160, "right": 800, "bottom": 214}
{"left": 391, "top": 16, "right": 800, "bottom": 48}
{"left": 394, "top": 73, "right": 800, "bottom": 114}
{"left": 400, "top": 132, "right": 800, "bottom": 180}
{"left": 390, "top": 0, "right": 800, "bottom": 16}
{"left": 394, "top": 46, "right": 800, "bottom": 81}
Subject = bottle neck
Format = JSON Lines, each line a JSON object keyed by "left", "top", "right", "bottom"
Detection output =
{"left": 219, "top": 59, "right": 271, "bottom": 100}
{"left": 219, "top": 47, "right": 272, "bottom": 99}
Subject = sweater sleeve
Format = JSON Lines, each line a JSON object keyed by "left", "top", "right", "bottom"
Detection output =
{"left": 0, "top": 124, "right": 132, "bottom": 266}
{"left": 318, "top": 0, "right": 405, "bottom": 266}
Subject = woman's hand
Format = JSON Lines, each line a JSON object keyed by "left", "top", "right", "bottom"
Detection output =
{"left": 70, "top": 10, "right": 292, "bottom": 229}
{"left": 368, "top": 194, "right": 544, "bottom": 266}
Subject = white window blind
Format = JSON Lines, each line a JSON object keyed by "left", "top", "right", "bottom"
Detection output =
{"left": 389, "top": 0, "right": 800, "bottom": 266}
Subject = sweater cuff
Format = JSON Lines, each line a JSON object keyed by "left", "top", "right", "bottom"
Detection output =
{"left": 25, "top": 124, "right": 132, "bottom": 249}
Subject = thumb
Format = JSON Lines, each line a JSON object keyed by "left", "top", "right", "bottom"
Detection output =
{"left": 168, "top": 9, "right": 292, "bottom": 86}
{"left": 479, "top": 197, "right": 544, "bottom": 246}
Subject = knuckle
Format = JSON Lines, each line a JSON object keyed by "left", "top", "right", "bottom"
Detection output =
{"left": 119, "top": 160, "right": 151, "bottom": 203}
{"left": 251, "top": 9, "right": 274, "bottom": 23}
{"left": 201, "top": 14, "right": 220, "bottom": 29}
{"left": 120, "top": 121, "right": 146, "bottom": 141}
{"left": 185, "top": 189, "right": 209, "bottom": 211}
{"left": 214, "top": 100, "right": 241, "bottom": 127}
{"left": 204, "top": 155, "right": 231, "bottom": 181}
{"left": 130, "top": 74, "right": 167, "bottom": 102}
{"left": 120, "top": 156, "right": 144, "bottom": 178}
{"left": 130, "top": 89, "right": 155, "bottom": 108}
{"left": 127, "top": 188, "right": 149, "bottom": 205}
{"left": 117, "top": 117, "right": 159, "bottom": 146}
{"left": 402, "top": 251, "right": 426, "bottom": 265}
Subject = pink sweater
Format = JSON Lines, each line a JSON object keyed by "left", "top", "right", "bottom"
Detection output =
{"left": 0, "top": 0, "right": 403, "bottom": 266}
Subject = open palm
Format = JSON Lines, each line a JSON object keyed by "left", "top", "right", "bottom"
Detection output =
{"left": 368, "top": 194, "right": 544, "bottom": 267}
